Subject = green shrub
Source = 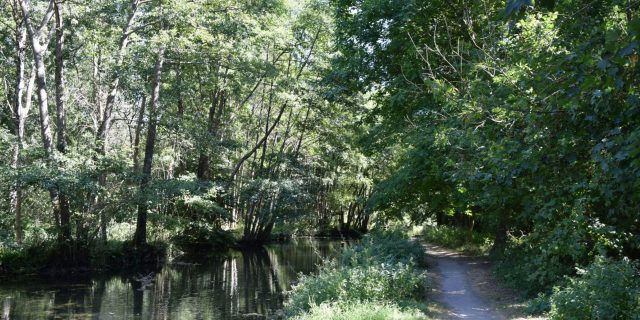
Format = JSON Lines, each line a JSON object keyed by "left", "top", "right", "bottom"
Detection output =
{"left": 0, "top": 243, "right": 52, "bottom": 274}
{"left": 525, "top": 293, "right": 551, "bottom": 315}
{"left": 171, "top": 225, "right": 234, "bottom": 254}
{"left": 549, "top": 257, "right": 640, "bottom": 320}
{"left": 341, "top": 229, "right": 425, "bottom": 266}
{"left": 96, "top": 240, "right": 167, "bottom": 269}
{"left": 291, "top": 302, "right": 427, "bottom": 320}
{"left": 1, "top": 239, "right": 169, "bottom": 276}
{"left": 0, "top": 242, "right": 91, "bottom": 274}
{"left": 285, "top": 261, "right": 425, "bottom": 315}
{"left": 421, "top": 225, "right": 492, "bottom": 256}
{"left": 285, "top": 230, "right": 427, "bottom": 316}
{"left": 495, "top": 215, "right": 600, "bottom": 296}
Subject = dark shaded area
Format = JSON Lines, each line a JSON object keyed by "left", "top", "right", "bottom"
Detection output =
{"left": 0, "top": 239, "right": 344, "bottom": 319}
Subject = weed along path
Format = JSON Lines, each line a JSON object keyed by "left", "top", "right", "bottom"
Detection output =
{"left": 424, "top": 243, "right": 505, "bottom": 320}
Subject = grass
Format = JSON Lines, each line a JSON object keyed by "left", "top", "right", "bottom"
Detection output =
{"left": 291, "top": 302, "right": 427, "bottom": 320}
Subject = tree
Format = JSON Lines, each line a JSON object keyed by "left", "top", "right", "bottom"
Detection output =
{"left": 19, "top": 0, "right": 74, "bottom": 242}
{"left": 133, "top": 43, "right": 165, "bottom": 247}
{"left": 6, "top": 0, "right": 36, "bottom": 244}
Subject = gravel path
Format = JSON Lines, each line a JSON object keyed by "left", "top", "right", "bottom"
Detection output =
{"left": 425, "top": 244, "right": 505, "bottom": 320}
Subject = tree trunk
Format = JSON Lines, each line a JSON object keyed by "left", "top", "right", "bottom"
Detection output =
{"left": 197, "top": 90, "right": 219, "bottom": 180}
{"left": 20, "top": 0, "right": 55, "bottom": 156}
{"left": 93, "top": 0, "right": 142, "bottom": 240}
{"left": 54, "top": 0, "right": 72, "bottom": 242}
{"left": 230, "top": 103, "right": 287, "bottom": 181}
{"left": 54, "top": 2, "right": 66, "bottom": 154}
{"left": 492, "top": 211, "right": 508, "bottom": 252}
{"left": 10, "top": 7, "right": 29, "bottom": 244}
{"left": 19, "top": 0, "right": 73, "bottom": 241}
{"left": 294, "top": 106, "right": 311, "bottom": 158}
{"left": 132, "top": 95, "right": 147, "bottom": 171}
{"left": 133, "top": 45, "right": 165, "bottom": 247}
{"left": 96, "top": 0, "right": 142, "bottom": 153}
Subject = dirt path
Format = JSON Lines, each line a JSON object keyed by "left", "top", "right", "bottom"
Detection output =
{"left": 432, "top": 255, "right": 503, "bottom": 319}
{"left": 423, "top": 243, "right": 545, "bottom": 320}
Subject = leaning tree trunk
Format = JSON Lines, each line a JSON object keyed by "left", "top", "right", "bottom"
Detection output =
{"left": 133, "top": 45, "right": 165, "bottom": 247}
{"left": 93, "top": 0, "right": 143, "bottom": 242}
{"left": 96, "top": 0, "right": 142, "bottom": 153}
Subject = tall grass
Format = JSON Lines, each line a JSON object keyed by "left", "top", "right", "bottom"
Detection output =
{"left": 291, "top": 302, "right": 427, "bottom": 320}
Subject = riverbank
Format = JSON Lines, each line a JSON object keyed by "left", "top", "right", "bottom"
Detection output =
{"left": 0, "top": 240, "right": 167, "bottom": 277}
{"left": 0, "top": 228, "right": 366, "bottom": 277}
{"left": 0, "top": 238, "right": 341, "bottom": 319}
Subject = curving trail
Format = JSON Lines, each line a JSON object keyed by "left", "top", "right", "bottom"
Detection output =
{"left": 424, "top": 244, "right": 505, "bottom": 320}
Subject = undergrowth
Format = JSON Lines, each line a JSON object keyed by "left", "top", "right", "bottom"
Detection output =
{"left": 290, "top": 302, "right": 427, "bottom": 320}
{"left": 549, "top": 257, "right": 640, "bottom": 319}
{"left": 285, "top": 229, "right": 428, "bottom": 318}
{"left": 421, "top": 225, "right": 493, "bottom": 256}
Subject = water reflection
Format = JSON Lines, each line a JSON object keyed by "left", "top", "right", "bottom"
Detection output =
{"left": 0, "top": 239, "right": 344, "bottom": 319}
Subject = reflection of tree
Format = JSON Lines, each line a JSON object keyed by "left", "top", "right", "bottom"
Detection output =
{"left": 90, "top": 279, "right": 106, "bottom": 318}
{"left": 147, "top": 268, "right": 171, "bottom": 320}
{"left": 131, "top": 279, "right": 144, "bottom": 317}
{"left": 2, "top": 296, "right": 15, "bottom": 320}
{"left": 267, "top": 239, "right": 343, "bottom": 282}
{"left": 239, "top": 246, "right": 283, "bottom": 316}
{"left": 49, "top": 279, "right": 96, "bottom": 318}
{"left": 0, "top": 240, "right": 345, "bottom": 319}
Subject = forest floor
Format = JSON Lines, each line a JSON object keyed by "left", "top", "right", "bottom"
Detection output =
{"left": 423, "top": 243, "right": 547, "bottom": 320}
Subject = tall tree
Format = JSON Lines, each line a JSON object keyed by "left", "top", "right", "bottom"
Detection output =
{"left": 133, "top": 44, "right": 166, "bottom": 247}
{"left": 95, "top": 0, "right": 144, "bottom": 154}
{"left": 53, "top": 0, "right": 71, "bottom": 241}
{"left": 92, "top": 0, "right": 146, "bottom": 241}
{"left": 19, "top": 0, "right": 54, "bottom": 156}
{"left": 19, "top": 0, "right": 74, "bottom": 242}
{"left": 7, "top": 0, "right": 35, "bottom": 244}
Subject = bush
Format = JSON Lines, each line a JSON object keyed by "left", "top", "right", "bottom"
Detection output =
{"left": 285, "top": 230, "right": 427, "bottom": 316}
{"left": 495, "top": 215, "right": 601, "bottom": 296}
{"left": 171, "top": 225, "right": 234, "bottom": 254}
{"left": 91, "top": 240, "right": 167, "bottom": 269}
{"left": 0, "top": 243, "right": 53, "bottom": 274}
{"left": 549, "top": 257, "right": 640, "bottom": 320}
{"left": 421, "top": 225, "right": 492, "bottom": 256}
{"left": 0, "top": 241, "right": 91, "bottom": 274}
{"left": 1, "top": 240, "right": 168, "bottom": 275}
{"left": 285, "top": 261, "right": 425, "bottom": 315}
{"left": 291, "top": 302, "right": 427, "bottom": 320}
{"left": 314, "top": 227, "right": 363, "bottom": 239}
{"left": 341, "top": 229, "right": 425, "bottom": 266}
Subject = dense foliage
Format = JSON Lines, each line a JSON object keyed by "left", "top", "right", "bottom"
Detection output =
{"left": 330, "top": 0, "right": 640, "bottom": 314}
{"left": 0, "top": 0, "right": 370, "bottom": 267}
{"left": 549, "top": 257, "right": 640, "bottom": 319}
{"left": 1, "top": 0, "right": 639, "bottom": 317}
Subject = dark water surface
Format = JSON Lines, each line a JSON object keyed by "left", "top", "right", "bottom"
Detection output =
{"left": 0, "top": 239, "right": 345, "bottom": 319}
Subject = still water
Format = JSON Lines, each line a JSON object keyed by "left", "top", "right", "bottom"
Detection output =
{"left": 0, "top": 239, "right": 345, "bottom": 319}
